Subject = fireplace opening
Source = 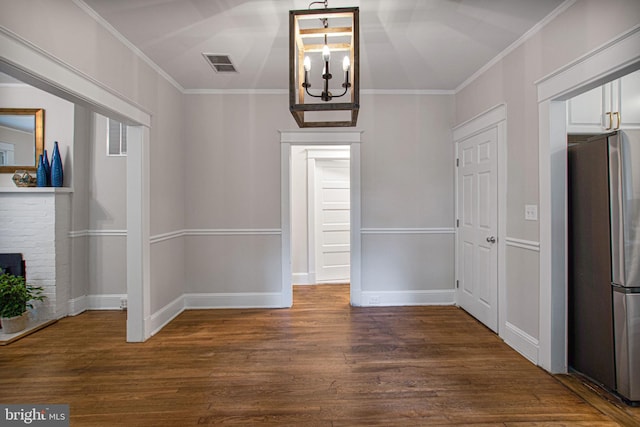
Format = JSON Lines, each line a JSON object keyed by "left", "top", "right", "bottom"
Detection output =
{"left": 0, "top": 253, "right": 25, "bottom": 278}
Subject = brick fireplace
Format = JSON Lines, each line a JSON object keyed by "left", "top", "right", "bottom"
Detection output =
{"left": 0, "top": 188, "right": 71, "bottom": 320}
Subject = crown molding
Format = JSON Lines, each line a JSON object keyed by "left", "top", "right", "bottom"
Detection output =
{"left": 455, "top": 0, "right": 577, "bottom": 94}
{"left": 72, "top": 0, "right": 185, "bottom": 93}
{"left": 73, "top": 0, "right": 578, "bottom": 97}
{"left": 361, "top": 89, "right": 454, "bottom": 95}
{"left": 183, "top": 88, "right": 455, "bottom": 96}
{"left": 183, "top": 88, "right": 288, "bottom": 95}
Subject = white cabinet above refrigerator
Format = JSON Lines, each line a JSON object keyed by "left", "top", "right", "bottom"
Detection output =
{"left": 567, "top": 69, "right": 640, "bottom": 133}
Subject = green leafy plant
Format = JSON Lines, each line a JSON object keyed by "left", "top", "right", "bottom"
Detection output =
{"left": 0, "top": 273, "right": 45, "bottom": 318}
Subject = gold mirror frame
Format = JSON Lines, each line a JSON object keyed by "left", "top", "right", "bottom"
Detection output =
{"left": 0, "top": 108, "right": 44, "bottom": 173}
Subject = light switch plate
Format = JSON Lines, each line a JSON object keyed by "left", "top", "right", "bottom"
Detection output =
{"left": 525, "top": 204, "right": 538, "bottom": 221}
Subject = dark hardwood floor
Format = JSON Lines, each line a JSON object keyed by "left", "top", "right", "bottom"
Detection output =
{"left": 0, "top": 284, "right": 637, "bottom": 425}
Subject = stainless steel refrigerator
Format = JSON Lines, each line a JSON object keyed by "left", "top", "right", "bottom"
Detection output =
{"left": 568, "top": 130, "right": 640, "bottom": 404}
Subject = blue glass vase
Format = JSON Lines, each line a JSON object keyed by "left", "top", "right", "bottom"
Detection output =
{"left": 36, "top": 154, "right": 47, "bottom": 187}
{"left": 51, "top": 141, "right": 63, "bottom": 187}
{"left": 43, "top": 149, "right": 51, "bottom": 186}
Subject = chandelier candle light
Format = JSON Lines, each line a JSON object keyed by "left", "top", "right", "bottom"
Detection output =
{"left": 289, "top": 1, "right": 359, "bottom": 127}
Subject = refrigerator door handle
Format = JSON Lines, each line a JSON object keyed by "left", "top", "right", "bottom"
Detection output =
{"left": 606, "top": 112, "right": 613, "bottom": 130}
{"left": 608, "top": 134, "right": 626, "bottom": 286}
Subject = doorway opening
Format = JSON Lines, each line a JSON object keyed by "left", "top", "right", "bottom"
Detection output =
{"left": 536, "top": 26, "right": 640, "bottom": 372}
{"left": 291, "top": 145, "right": 351, "bottom": 286}
{"left": 279, "top": 129, "right": 363, "bottom": 308}
{"left": 0, "top": 50, "right": 151, "bottom": 342}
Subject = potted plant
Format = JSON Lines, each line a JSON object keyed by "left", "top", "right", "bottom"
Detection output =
{"left": 0, "top": 273, "right": 45, "bottom": 334}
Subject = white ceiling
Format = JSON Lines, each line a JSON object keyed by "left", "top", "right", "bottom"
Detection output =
{"left": 82, "top": 0, "right": 565, "bottom": 91}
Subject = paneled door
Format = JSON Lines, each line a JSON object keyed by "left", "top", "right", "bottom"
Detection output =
{"left": 314, "top": 158, "right": 350, "bottom": 283}
{"left": 457, "top": 127, "right": 498, "bottom": 332}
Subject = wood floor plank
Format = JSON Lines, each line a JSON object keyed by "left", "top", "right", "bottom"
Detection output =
{"left": 0, "top": 284, "right": 633, "bottom": 426}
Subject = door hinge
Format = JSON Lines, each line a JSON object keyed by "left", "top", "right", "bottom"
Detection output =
{"left": 456, "top": 219, "right": 459, "bottom": 227}
{"left": 456, "top": 158, "right": 459, "bottom": 167}
{"left": 456, "top": 280, "right": 459, "bottom": 289}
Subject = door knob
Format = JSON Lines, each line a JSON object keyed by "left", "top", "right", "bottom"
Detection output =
{"left": 486, "top": 236, "right": 496, "bottom": 243}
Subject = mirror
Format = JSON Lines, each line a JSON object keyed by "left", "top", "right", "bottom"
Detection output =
{"left": 0, "top": 108, "right": 44, "bottom": 173}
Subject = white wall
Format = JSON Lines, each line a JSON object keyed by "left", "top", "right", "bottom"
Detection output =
{"left": 359, "top": 94, "right": 456, "bottom": 295}
{"left": 183, "top": 94, "right": 286, "bottom": 296}
{"left": 70, "top": 104, "right": 91, "bottom": 303}
{"left": 184, "top": 93, "right": 456, "bottom": 303}
{"left": 454, "top": 0, "right": 640, "bottom": 357}
{"left": 84, "top": 114, "right": 127, "bottom": 297}
{"left": 148, "top": 78, "right": 185, "bottom": 314}
{"left": 90, "top": 115, "right": 126, "bottom": 230}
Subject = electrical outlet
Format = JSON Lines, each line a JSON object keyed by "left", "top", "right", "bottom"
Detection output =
{"left": 120, "top": 298, "right": 128, "bottom": 310}
{"left": 369, "top": 295, "right": 380, "bottom": 305}
{"left": 525, "top": 204, "right": 538, "bottom": 221}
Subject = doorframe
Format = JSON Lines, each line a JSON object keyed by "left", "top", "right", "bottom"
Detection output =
{"left": 536, "top": 26, "right": 640, "bottom": 373}
{"left": 0, "top": 27, "right": 152, "bottom": 342}
{"left": 307, "top": 147, "right": 351, "bottom": 284}
{"left": 453, "top": 104, "right": 507, "bottom": 337}
{"left": 280, "top": 130, "right": 363, "bottom": 307}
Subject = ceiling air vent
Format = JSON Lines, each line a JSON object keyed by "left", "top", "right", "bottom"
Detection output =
{"left": 203, "top": 54, "right": 237, "bottom": 73}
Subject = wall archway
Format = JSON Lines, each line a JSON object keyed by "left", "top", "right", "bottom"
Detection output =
{"left": 0, "top": 28, "right": 152, "bottom": 342}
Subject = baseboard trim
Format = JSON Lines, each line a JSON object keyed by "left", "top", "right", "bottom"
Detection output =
{"left": 503, "top": 321, "right": 540, "bottom": 364}
{"left": 83, "top": 289, "right": 455, "bottom": 334}
{"left": 184, "top": 292, "right": 285, "bottom": 309}
{"left": 67, "top": 295, "right": 88, "bottom": 316}
{"left": 292, "top": 272, "right": 314, "bottom": 285}
{"left": 360, "top": 289, "right": 455, "bottom": 307}
{"left": 86, "top": 294, "right": 127, "bottom": 310}
{"left": 150, "top": 295, "right": 185, "bottom": 337}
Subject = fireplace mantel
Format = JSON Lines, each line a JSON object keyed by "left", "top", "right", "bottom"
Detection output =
{"left": 0, "top": 187, "right": 73, "bottom": 193}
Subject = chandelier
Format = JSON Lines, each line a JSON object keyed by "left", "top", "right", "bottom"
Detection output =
{"left": 289, "top": 1, "right": 359, "bottom": 127}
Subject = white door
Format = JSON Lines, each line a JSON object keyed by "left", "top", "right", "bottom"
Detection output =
{"left": 457, "top": 127, "right": 498, "bottom": 332}
{"left": 314, "top": 158, "right": 350, "bottom": 283}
